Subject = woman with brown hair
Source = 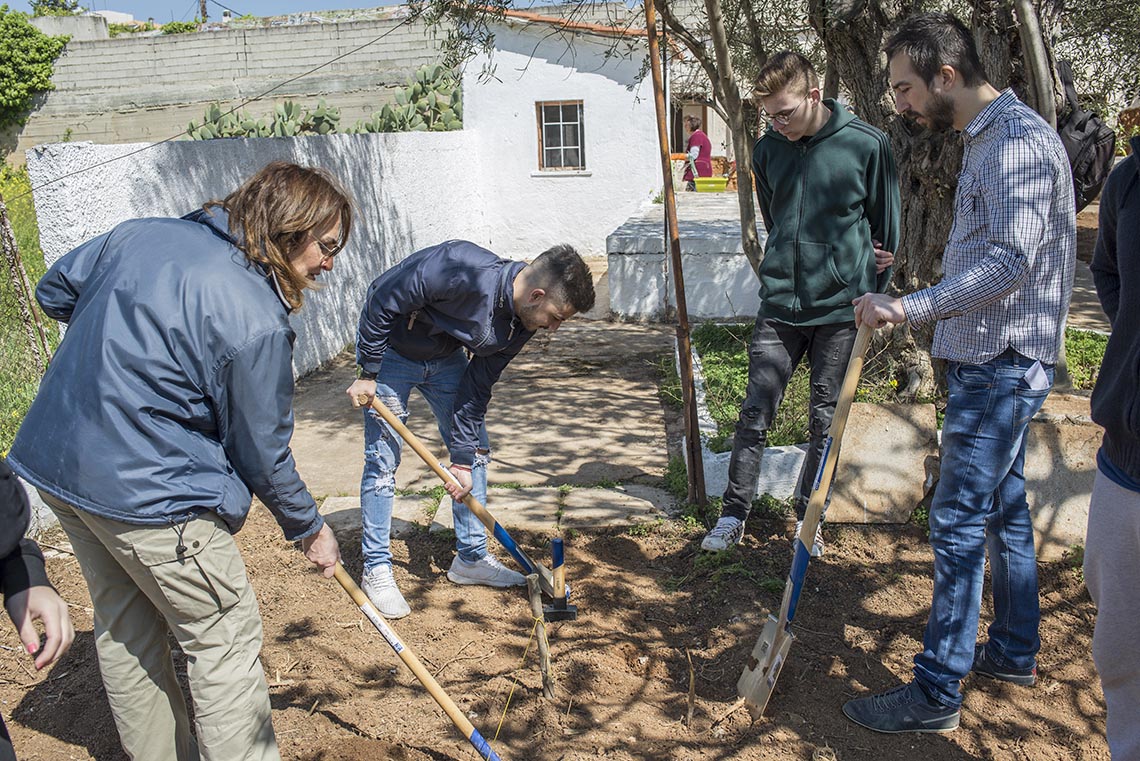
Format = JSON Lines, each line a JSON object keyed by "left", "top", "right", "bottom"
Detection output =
{"left": 7, "top": 161, "right": 352, "bottom": 761}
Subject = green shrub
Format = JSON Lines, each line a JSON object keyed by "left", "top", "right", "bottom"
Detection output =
{"left": 1065, "top": 328, "right": 1108, "bottom": 390}
{"left": 108, "top": 21, "right": 157, "bottom": 37}
{"left": 0, "top": 7, "right": 69, "bottom": 130}
{"left": 161, "top": 20, "right": 199, "bottom": 35}
{"left": 1, "top": 166, "right": 58, "bottom": 456}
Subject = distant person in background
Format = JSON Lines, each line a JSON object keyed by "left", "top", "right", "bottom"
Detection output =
{"left": 1085, "top": 132, "right": 1140, "bottom": 760}
{"left": 683, "top": 115, "right": 713, "bottom": 191}
{"left": 1, "top": 458, "right": 74, "bottom": 761}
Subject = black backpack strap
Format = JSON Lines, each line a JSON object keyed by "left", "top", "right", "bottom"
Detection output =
{"left": 1057, "top": 60, "right": 1081, "bottom": 112}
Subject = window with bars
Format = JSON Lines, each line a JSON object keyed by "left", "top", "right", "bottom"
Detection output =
{"left": 536, "top": 101, "right": 586, "bottom": 171}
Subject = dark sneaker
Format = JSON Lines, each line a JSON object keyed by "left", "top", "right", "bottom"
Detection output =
{"left": 700, "top": 516, "right": 745, "bottom": 551}
{"left": 972, "top": 644, "right": 1037, "bottom": 686}
{"left": 842, "top": 682, "right": 960, "bottom": 734}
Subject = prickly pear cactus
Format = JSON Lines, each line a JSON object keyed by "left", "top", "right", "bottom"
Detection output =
{"left": 186, "top": 98, "right": 341, "bottom": 140}
{"left": 346, "top": 64, "right": 463, "bottom": 134}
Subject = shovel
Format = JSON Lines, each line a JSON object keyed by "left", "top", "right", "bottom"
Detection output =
{"left": 332, "top": 563, "right": 502, "bottom": 760}
{"left": 736, "top": 322, "right": 872, "bottom": 719}
{"left": 369, "top": 398, "right": 561, "bottom": 599}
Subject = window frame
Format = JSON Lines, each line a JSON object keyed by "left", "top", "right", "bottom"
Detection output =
{"left": 535, "top": 100, "right": 586, "bottom": 172}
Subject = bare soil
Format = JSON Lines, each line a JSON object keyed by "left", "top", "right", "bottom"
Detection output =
{"left": 1, "top": 511, "right": 1106, "bottom": 761}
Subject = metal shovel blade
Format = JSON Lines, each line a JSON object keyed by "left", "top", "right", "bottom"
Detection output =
{"left": 737, "top": 614, "right": 795, "bottom": 720}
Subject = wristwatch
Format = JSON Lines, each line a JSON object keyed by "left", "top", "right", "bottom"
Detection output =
{"left": 357, "top": 367, "right": 377, "bottom": 381}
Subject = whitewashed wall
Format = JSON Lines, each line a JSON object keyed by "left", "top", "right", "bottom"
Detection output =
{"left": 26, "top": 132, "right": 488, "bottom": 377}
{"left": 463, "top": 23, "right": 660, "bottom": 260}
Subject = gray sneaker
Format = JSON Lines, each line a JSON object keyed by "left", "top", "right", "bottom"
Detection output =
{"left": 794, "top": 520, "right": 825, "bottom": 557}
{"left": 361, "top": 565, "right": 411, "bottom": 619}
{"left": 447, "top": 554, "right": 526, "bottom": 587}
{"left": 701, "top": 516, "right": 745, "bottom": 551}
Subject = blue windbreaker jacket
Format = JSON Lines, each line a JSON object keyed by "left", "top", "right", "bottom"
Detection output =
{"left": 7, "top": 209, "right": 323, "bottom": 541}
{"left": 356, "top": 240, "right": 532, "bottom": 466}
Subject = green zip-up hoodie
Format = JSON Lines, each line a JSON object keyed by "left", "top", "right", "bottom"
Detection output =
{"left": 752, "top": 99, "right": 900, "bottom": 325}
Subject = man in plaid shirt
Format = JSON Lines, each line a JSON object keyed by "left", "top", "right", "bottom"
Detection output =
{"left": 843, "top": 12, "right": 1076, "bottom": 733}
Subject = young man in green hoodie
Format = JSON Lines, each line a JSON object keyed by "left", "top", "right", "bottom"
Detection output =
{"left": 701, "top": 51, "right": 899, "bottom": 555}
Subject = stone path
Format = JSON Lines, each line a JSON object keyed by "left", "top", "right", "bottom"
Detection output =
{"left": 289, "top": 262, "right": 679, "bottom": 539}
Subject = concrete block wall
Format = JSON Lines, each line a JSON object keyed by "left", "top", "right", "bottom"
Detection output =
{"left": 26, "top": 131, "right": 489, "bottom": 377}
{"left": 6, "top": 18, "right": 446, "bottom": 164}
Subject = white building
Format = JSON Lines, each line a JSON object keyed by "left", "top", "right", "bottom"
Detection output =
{"left": 465, "top": 9, "right": 660, "bottom": 258}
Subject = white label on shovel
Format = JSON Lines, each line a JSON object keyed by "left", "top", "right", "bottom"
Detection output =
{"left": 359, "top": 603, "right": 404, "bottom": 654}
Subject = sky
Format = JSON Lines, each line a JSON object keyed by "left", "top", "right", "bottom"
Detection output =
{"left": 8, "top": 1, "right": 403, "bottom": 22}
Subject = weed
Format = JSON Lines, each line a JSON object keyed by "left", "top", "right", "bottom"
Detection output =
{"left": 557, "top": 484, "right": 573, "bottom": 497}
{"left": 563, "top": 527, "right": 580, "bottom": 540}
{"left": 910, "top": 504, "right": 930, "bottom": 538}
{"left": 492, "top": 481, "right": 524, "bottom": 490}
{"left": 752, "top": 493, "right": 794, "bottom": 519}
{"left": 627, "top": 518, "right": 663, "bottom": 537}
{"left": 680, "top": 496, "right": 721, "bottom": 531}
{"left": 591, "top": 479, "right": 620, "bottom": 489}
{"left": 1065, "top": 543, "right": 1085, "bottom": 583}
{"left": 759, "top": 577, "right": 784, "bottom": 594}
{"left": 663, "top": 456, "right": 688, "bottom": 499}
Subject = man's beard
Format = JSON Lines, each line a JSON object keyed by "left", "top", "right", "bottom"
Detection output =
{"left": 906, "top": 91, "right": 956, "bottom": 132}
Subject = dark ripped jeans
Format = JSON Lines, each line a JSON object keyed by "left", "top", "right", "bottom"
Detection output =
{"left": 720, "top": 318, "right": 857, "bottom": 523}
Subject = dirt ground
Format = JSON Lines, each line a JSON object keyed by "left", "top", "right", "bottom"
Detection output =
{"left": 1, "top": 512, "right": 1105, "bottom": 761}
{"left": 0, "top": 212, "right": 1109, "bottom": 760}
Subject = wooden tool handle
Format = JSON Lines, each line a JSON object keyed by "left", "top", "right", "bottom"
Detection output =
{"left": 332, "top": 563, "right": 501, "bottom": 760}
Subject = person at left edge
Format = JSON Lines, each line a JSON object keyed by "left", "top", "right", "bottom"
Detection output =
{"left": 7, "top": 161, "right": 351, "bottom": 761}
{"left": 345, "top": 240, "right": 595, "bottom": 619}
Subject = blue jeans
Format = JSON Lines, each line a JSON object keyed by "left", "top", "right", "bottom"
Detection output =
{"left": 360, "top": 348, "right": 490, "bottom": 573}
{"left": 721, "top": 319, "right": 857, "bottom": 522}
{"left": 913, "top": 350, "right": 1053, "bottom": 708}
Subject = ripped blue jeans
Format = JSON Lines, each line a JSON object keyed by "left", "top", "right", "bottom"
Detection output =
{"left": 360, "top": 348, "right": 490, "bottom": 573}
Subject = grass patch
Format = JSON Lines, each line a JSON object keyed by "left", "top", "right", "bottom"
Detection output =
{"left": 662, "top": 323, "right": 908, "bottom": 451}
{"left": 491, "top": 481, "right": 524, "bottom": 490}
{"left": 1, "top": 166, "right": 58, "bottom": 457}
{"left": 1065, "top": 328, "right": 1107, "bottom": 390}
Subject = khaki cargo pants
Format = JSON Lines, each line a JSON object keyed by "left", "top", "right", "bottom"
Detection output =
{"left": 45, "top": 494, "right": 279, "bottom": 761}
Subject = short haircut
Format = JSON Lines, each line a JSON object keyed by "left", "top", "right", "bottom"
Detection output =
{"left": 530, "top": 244, "right": 595, "bottom": 314}
{"left": 685, "top": 115, "right": 702, "bottom": 130}
{"left": 208, "top": 161, "right": 353, "bottom": 310}
{"left": 754, "top": 51, "right": 819, "bottom": 98}
{"left": 884, "top": 12, "right": 988, "bottom": 88}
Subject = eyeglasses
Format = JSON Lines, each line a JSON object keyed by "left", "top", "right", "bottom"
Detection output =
{"left": 760, "top": 94, "right": 811, "bottom": 126}
{"left": 314, "top": 236, "right": 341, "bottom": 263}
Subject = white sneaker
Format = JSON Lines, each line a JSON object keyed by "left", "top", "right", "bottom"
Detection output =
{"left": 701, "top": 516, "right": 745, "bottom": 551}
{"left": 361, "top": 565, "right": 411, "bottom": 619}
{"left": 794, "top": 520, "right": 825, "bottom": 558}
{"left": 447, "top": 554, "right": 526, "bottom": 587}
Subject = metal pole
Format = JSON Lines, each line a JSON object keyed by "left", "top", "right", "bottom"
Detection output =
{"left": 645, "top": 0, "right": 707, "bottom": 508}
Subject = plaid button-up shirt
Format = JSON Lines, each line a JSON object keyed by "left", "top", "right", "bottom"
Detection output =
{"left": 902, "top": 89, "right": 1076, "bottom": 364}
